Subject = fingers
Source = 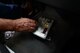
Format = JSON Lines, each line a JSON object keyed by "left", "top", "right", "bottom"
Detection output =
{"left": 28, "top": 23, "right": 36, "bottom": 27}
{"left": 15, "top": 18, "right": 37, "bottom": 32}
{"left": 21, "top": 18, "right": 36, "bottom": 23}
{"left": 23, "top": 22, "right": 36, "bottom": 32}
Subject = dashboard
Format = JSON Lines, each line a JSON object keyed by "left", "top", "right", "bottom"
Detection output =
{"left": 35, "top": 0, "right": 80, "bottom": 12}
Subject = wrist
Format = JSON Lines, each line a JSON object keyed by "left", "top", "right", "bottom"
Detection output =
{"left": 12, "top": 19, "right": 17, "bottom": 31}
{"left": 6, "top": 19, "right": 15, "bottom": 31}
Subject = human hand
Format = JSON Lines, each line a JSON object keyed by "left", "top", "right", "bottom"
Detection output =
{"left": 14, "top": 18, "right": 37, "bottom": 32}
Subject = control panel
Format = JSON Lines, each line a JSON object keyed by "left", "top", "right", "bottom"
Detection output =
{"left": 33, "top": 16, "right": 54, "bottom": 39}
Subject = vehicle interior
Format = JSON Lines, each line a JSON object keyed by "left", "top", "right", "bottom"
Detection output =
{"left": 2, "top": 0, "right": 80, "bottom": 53}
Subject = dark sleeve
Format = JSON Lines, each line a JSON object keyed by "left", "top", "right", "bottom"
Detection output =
{"left": 0, "top": 4, "right": 25, "bottom": 19}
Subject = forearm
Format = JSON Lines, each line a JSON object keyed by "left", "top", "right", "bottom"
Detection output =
{"left": 0, "top": 18, "right": 37, "bottom": 32}
{"left": 0, "top": 18, "right": 15, "bottom": 31}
